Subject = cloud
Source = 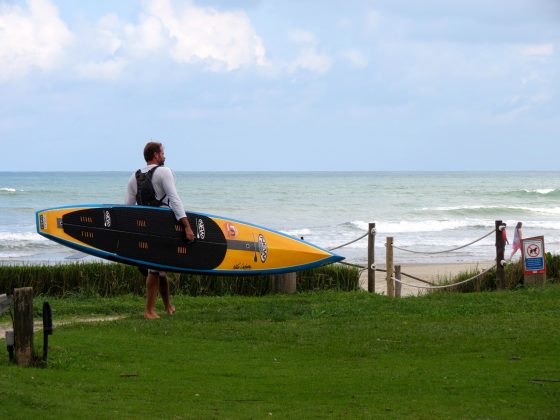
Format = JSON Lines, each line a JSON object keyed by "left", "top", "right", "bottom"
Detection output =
{"left": 0, "top": 0, "right": 72, "bottom": 80}
{"left": 0, "top": 0, "right": 338, "bottom": 81}
{"left": 77, "top": 58, "right": 127, "bottom": 81}
{"left": 287, "top": 29, "right": 331, "bottom": 74}
{"left": 0, "top": 0, "right": 268, "bottom": 81}
{"left": 344, "top": 49, "right": 368, "bottom": 69}
{"left": 77, "top": 0, "right": 269, "bottom": 78}
{"left": 142, "top": 0, "right": 267, "bottom": 71}
{"left": 73, "top": 13, "right": 129, "bottom": 80}
{"left": 365, "top": 10, "right": 381, "bottom": 33}
{"left": 521, "top": 43, "right": 555, "bottom": 57}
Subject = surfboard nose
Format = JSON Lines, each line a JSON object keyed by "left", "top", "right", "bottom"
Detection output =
{"left": 328, "top": 253, "right": 345, "bottom": 264}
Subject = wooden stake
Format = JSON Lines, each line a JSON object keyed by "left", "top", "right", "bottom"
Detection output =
{"left": 495, "top": 220, "right": 505, "bottom": 291}
{"left": 395, "top": 265, "right": 402, "bottom": 298}
{"left": 14, "top": 287, "right": 34, "bottom": 367}
{"left": 386, "top": 237, "right": 394, "bottom": 297}
{"left": 368, "top": 222, "right": 376, "bottom": 293}
{"left": 271, "top": 273, "right": 296, "bottom": 294}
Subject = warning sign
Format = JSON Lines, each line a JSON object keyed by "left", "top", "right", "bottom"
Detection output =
{"left": 522, "top": 236, "right": 546, "bottom": 275}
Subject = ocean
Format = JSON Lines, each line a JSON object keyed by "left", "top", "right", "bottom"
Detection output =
{"left": 1, "top": 171, "right": 560, "bottom": 266}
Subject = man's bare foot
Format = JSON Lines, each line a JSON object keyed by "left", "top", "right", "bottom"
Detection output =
{"left": 145, "top": 311, "right": 161, "bottom": 319}
{"left": 165, "top": 305, "right": 176, "bottom": 315}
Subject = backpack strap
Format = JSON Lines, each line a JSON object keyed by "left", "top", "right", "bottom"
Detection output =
{"left": 135, "top": 166, "right": 168, "bottom": 206}
{"left": 146, "top": 165, "right": 167, "bottom": 206}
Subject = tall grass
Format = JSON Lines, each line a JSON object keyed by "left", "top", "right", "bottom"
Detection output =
{"left": 0, "top": 262, "right": 359, "bottom": 297}
{"left": 439, "top": 252, "right": 560, "bottom": 293}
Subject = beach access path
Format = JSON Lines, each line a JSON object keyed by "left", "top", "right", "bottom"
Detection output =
{"left": 359, "top": 261, "right": 496, "bottom": 296}
{"left": 0, "top": 316, "right": 127, "bottom": 342}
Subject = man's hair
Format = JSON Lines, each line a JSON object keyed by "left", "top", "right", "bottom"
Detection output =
{"left": 144, "top": 142, "right": 162, "bottom": 162}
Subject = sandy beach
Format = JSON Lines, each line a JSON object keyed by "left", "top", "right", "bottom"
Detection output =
{"left": 359, "top": 261, "right": 496, "bottom": 296}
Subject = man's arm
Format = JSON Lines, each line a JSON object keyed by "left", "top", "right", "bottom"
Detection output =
{"left": 125, "top": 173, "right": 137, "bottom": 205}
{"left": 158, "top": 168, "right": 195, "bottom": 242}
{"left": 179, "top": 216, "right": 196, "bottom": 242}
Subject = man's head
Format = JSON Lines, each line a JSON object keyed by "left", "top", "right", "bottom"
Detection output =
{"left": 144, "top": 141, "right": 165, "bottom": 166}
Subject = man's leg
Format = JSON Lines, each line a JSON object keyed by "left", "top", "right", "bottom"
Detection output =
{"left": 159, "top": 273, "right": 176, "bottom": 314}
{"left": 145, "top": 271, "right": 160, "bottom": 319}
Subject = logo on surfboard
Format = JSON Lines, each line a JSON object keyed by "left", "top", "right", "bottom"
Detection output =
{"left": 104, "top": 211, "right": 111, "bottom": 228}
{"left": 39, "top": 214, "right": 47, "bottom": 230}
{"left": 258, "top": 234, "right": 268, "bottom": 263}
{"left": 197, "top": 218, "right": 206, "bottom": 239}
{"left": 224, "top": 222, "right": 238, "bottom": 238}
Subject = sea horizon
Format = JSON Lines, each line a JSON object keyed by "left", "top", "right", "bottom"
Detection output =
{"left": 2, "top": 170, "right": 559, "bottom": 174}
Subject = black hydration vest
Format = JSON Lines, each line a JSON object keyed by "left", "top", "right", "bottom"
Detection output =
{"left": 135, "top": 165, "right": 167, "bottom": 207}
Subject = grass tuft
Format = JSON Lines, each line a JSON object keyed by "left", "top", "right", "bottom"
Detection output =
{"left": 436, "top": 253, "right": 560, "bottom": 293}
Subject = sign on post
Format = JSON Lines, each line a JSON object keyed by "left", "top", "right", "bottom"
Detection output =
{"left": 522, "top": 236, "right": 546, "bottom": 285}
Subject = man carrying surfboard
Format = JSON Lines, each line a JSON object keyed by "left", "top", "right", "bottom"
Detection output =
{"left": 126, "top": 141, "right": 195, "bottom": 319}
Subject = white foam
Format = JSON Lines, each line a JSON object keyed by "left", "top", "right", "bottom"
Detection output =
{"left": 425, "top": 205, "right": 502, "bottom": 211}
{"left": 281, "top": 228, "right": 313, "bottom": 237}
{"left": 0, "top": 188, "right": 17, "bottom": 193}
{"left": 350, "top": 221, "right": 369, "bottom": 231}
{"left": 348, "top": 219, "right": 495, "bottom": 233}
{"left": 523, "top": 188, "right": 556, "bottom": 194}
{"left": 428, "top": 204, "right": 560, "bottom": 216}
{"left": 0, "top": 232, "right": 49, "bottom": 243}
{"left": 523, "top": 221, "right": 560, "bottom": 230}
{"left": 379, "top": 219, "right": 484, "bottom": 233}
{"left": 515, "top": 206, "right": 560, "bottom": 215}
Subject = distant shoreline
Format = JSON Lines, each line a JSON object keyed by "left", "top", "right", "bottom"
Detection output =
{"left": 2, "top": 170, "right": 560, "bottom": 174}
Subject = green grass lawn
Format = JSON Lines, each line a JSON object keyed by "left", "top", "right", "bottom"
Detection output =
{"left": 1, "top": 286, "right": 560, "bottom": 418}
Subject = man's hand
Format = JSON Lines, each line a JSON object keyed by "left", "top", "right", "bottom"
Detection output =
{"left": 181, "top": 217, "right": 196, "bottom": 242}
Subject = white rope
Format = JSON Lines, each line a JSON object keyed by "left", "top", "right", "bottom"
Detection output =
{"left": 392, "top": 264, "right": 496, "bottom": 290}
{"left": 328, "top": 232, "right": 369, "bottom": 251}
{"left": 392, "top": 228, "right": 496, "bottom": 255}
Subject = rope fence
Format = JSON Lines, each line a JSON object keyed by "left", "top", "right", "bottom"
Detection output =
{"left": 328, "top": 232, "right": 368, "bottom": 251}
{"left": 324, "top": 220, "right": 507, "bottom": 296}
{"left": 392, "top": 228, "right": 496, "bottom": 255}
{"left": 392, "top": 264, "right": 497, "bottom": 290}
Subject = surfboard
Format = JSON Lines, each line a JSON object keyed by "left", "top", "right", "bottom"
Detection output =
{"left": 36, "top": 205, "right": 344, "bottom": 274}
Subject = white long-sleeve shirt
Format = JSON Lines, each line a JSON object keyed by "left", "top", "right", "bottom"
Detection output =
{"left": 125, "top": 165, "right": 187, "bottom": 221}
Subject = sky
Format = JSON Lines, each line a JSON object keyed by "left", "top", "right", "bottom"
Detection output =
{"left": 1, "top": 0, "right": 559, "bottom": 171}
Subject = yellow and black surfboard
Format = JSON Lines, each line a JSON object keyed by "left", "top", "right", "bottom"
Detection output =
{"left": 36, "top": 205, "right": 343, "bottom": 274}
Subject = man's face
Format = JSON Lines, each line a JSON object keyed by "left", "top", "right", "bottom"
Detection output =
{"left": 157, "top": 147, "right": 166, "bottom": 166}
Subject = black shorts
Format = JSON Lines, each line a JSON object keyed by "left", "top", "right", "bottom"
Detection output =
{"left": 137, "top": 267, "right": 166, "bottom": 277}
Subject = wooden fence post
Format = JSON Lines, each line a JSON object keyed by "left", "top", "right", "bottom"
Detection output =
{"left": 271, "top": 273, "right": 296, "bottom": 294}
{"left": 495, "top": 220, "right": 505, "bottom": 291}
{"left": 368, "top": 222, "right": 376, "bottom": 293}
{"left": 395, "top": 265, "right": 402, "bottom": 298}
{"left": 14, "top": 287, "right": 34, "bottom": 367}
{"left": 386, "top": 237, "right": 394, "bottom": 297}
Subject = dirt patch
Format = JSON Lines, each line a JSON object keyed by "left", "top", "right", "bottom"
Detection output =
{"left": 0, "top": 315, "right": 127, "bottom": 340}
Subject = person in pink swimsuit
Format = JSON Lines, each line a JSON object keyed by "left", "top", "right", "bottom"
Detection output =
{"left": 509, "top": 222, "right": 523, "bottom": 260}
